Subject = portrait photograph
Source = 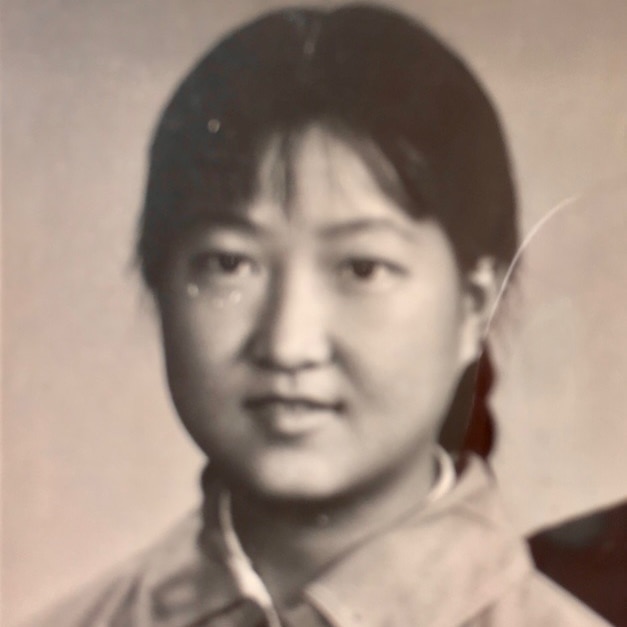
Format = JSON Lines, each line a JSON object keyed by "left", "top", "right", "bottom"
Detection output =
{"left": 3, "top": 1, "right": 626, "bottom": 625}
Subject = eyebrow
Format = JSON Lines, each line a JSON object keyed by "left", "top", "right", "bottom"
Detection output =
{"left": 195, "top": 214, "right": 418, "bottom": 243}
{"left": 197, "top": 212, "right": 269, "bottom": 237}
{"left": 318, "top": 218, "right": 416, "bottom": 242}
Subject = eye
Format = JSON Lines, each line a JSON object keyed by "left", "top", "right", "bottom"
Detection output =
{"left": 345, "top": 259, "right": 380, "bottom": 280}
{"left": 338, "top": 258, "right": 405, "bottom": 287}
{"left": 189, "top": 251, "right": 258, "bottom": 280}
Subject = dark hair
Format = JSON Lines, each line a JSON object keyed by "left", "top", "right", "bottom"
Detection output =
{"left": 138, "top": 3, "right": 518, "bottom": 456}
{"left": 137, "top": 3, "right": 518, "bottom": 292}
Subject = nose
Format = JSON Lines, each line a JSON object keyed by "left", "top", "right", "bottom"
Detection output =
{"left": 248, "top": 265, "right": 332, "bottom": 371}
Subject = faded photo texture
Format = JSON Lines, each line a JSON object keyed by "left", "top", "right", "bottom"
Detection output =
{"left": 3, "top": 0, "right": 626, "bottom": 625}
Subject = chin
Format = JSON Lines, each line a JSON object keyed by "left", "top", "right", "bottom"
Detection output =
{"left": 216, "top": 454, "right": 352, "bottom": 505}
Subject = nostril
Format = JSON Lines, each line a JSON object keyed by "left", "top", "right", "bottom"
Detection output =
{"left": 247, "top": 323, "right": 332, "bottom": 372}
{"left": 248, "top": 334, "right": 330, "bottom": 372}
{"left": 251, "top": 354, "right": 318, "bottom": 373}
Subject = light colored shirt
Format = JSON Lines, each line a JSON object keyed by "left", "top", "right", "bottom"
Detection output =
{"left": 26, "top": 456, "right": 610, "bottom": 626}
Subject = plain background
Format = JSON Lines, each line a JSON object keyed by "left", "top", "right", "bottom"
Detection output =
{"left": 3, "top": 1, "right": 627, "bottom": 624}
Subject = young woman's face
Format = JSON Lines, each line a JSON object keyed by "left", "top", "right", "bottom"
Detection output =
{"left": 159, "top": 127, "right": 488, "bottom": 502}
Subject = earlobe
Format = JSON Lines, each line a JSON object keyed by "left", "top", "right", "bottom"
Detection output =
{"left": 459, "top": 257, "right": 502, "bottom": 366}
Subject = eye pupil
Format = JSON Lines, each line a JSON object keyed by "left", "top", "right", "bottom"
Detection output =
{"left": 352, "top": 260, "right": 376, "bottom": 279}
{"left": 189, "top": 252, "right": 250, "bottom": 278}
{"left": 219, "top": 254, "right": 241, "bottom": 272}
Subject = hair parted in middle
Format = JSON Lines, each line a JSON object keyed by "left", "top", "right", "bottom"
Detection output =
{"left": 138, "top": 3, "right": 518, "bottom": 293}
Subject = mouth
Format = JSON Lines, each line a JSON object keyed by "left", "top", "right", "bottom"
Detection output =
{"left": 243, "top": 395, "right": 345, "bottom": 437}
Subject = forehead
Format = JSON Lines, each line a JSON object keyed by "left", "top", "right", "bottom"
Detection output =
{"left": 237, "top": 125, "right": 416, "bottom": 230}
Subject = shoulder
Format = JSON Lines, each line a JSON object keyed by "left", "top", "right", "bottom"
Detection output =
{"left": 20, "top": 513, "right": 204, "bottom": 627}
{"left": 20, "top": 560, "right": 143, "bottom": 627}
{"left": 446, "top": 459, "right": 611, "bottom": 626}
{"left": 473, "top": 568, "right": 611, "bottom": 626}
{"left": 418, "top": 456, "right": 611, "bottom": 626}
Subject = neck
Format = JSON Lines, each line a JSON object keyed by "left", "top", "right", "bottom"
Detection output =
{"left": 225, "top": 447, "right": 451, "bottom": 607}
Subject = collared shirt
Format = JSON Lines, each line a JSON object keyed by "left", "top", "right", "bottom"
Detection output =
{"left": 26, "top": 456, "right": 610, "bottom": 626}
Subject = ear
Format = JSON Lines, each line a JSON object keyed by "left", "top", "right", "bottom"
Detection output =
{"left": 458, "top": 256, "right": 503, "bottom": 367}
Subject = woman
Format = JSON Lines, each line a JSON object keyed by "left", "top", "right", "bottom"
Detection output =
{"left": 31, "top": 4, "right": 608, "bottom": 625}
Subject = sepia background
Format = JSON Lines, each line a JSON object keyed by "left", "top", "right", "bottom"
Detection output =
{"left": 3, "top": 0, "right": 627, "bottom": 624}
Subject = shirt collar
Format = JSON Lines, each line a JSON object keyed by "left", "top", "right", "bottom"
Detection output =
{"left": 146, "top": 454, "right": 531, "bottom": 627}
{"left": 139, "top": 509, "right": 241, "bottom": 627}
{"left": 301, "top": 456, "right": 532, "bottom": 626}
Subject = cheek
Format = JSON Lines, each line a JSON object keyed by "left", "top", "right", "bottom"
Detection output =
{"left": 340, "top": 280, "right": 466, "bottom": 405}
{"left": 159, "top": 305, "right": 251, "bottom": 455}
{"left": 158, "top": 299, "right": 253, "bottom": 414}
{"left": 161, "top": 291, "right": 255, "bottom": 364}
{"left": 349, "top": 281, "right": 464, "bottom": 358}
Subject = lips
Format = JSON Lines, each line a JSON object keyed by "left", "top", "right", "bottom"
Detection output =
{"left": 243, "top": 394, "right": 344, "bottom": 437}
{"left": 244, "top": 394, "right": 343, "bottom": 412}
